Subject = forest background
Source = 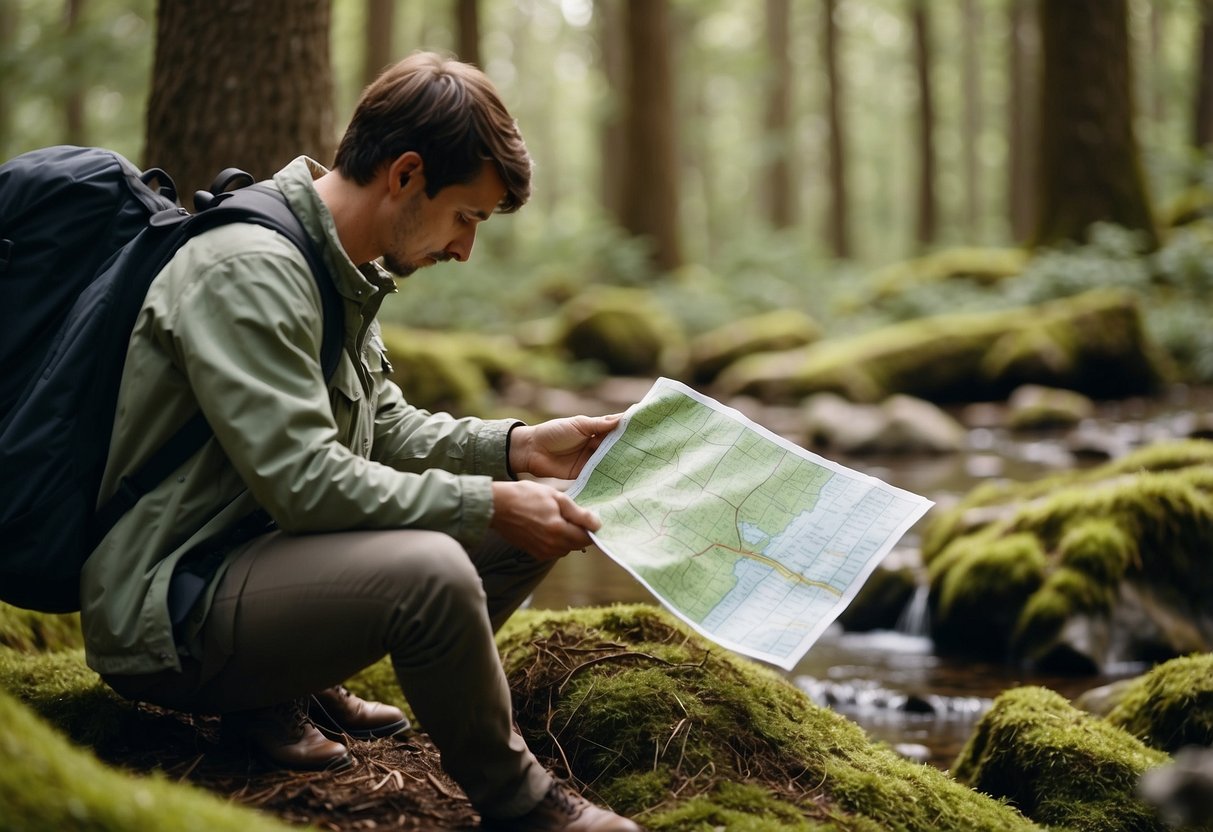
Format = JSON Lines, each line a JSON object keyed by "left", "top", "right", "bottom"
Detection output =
{"left": 4, "top": 0, "right": 1213, "bottom": 386}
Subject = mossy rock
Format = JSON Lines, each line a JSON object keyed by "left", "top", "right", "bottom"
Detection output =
{"left": 0, "top": 602, "right": 83, "bottom": 653}
{"left": 922, "top": 440, "right": 1213, "bottom": 668}
{"left": 836, "top": 565, "right": 918, "bottom": 632}
{"left": 716, "top": 289, "right": 1171, "bottom": 404}
{"left": 865, "top": 246, "right": 1030, "bottom": 301}
{"left": 690, "top": 309, "right": 821, "bottom": 384}
{"left": 1105, "top": 653, "right": 1213, "bottom": 753}
{"left": 556, "top": 288, "right": 687, "bottom": 377}
{"left": 497, "top": 604, "right": 1040, "bottom": 830}
{"left": 953, "top": 686, "right": 1170, "bottom": 831}
{"left": 1006, "top": 384, "right": 1095, "bottom": 431}
{"left": 379, "top": 324, "right": 491, "bottom": 415}
{"left": 0, "top": 683, "right": 292, "bottom": 832}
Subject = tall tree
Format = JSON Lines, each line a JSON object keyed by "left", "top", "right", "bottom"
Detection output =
{"left": 910, "top": 0, "right": 937, "bottom": 247}
{"left": 363, "top": 0, "right": 395, "bottom": 86}
{"left": 1194, "top": 0, "right": 1213, "bottom": 152}
{"left": 763, "top": 0, "right": 794, "bottom": 229}
{"left": 620, "top": 0, "right": 682, "bottom": 271}
{"left": 455, "top": 0, "right": 480, "bottom": 67}
{"left": 822, "top": 0, "right": 850, "bottom": 258}
{"left": 961, "top": 0, "right": 982, "bottom": 240}
{"left": 64, "top": 0, "right": 86, "bottom": 146}
{"left": 1034, "top": 0, "right": 1156, "bottom": 248}
{"left": 1008, "top": 0, "right": 1040, "bottom": 243}
{"left": 596, "top": 0, "right": 626, "bottom": 221}
{"left": 145, "top": 0, "right": 335, "bottom": 210}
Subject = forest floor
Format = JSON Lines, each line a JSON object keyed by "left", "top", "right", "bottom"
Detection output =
{"left": 99, "top": 702, "right": 484, "bottom": 831}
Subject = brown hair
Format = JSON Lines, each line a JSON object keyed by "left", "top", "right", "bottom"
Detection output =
{"left": 333, "top": 51, "right": 531, "bottom": 212}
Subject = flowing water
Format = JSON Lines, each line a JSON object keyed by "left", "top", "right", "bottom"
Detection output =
{"left": 527, "top": 385, "right": 1212, "bottom": 770}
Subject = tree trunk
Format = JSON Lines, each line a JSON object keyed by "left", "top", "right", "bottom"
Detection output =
{"left": 596, "top": 0, "right": 626, "bottom": 221}
{"left": 621, "top": 0, "right": 682, "bottom": 272}
{"left": 1033, "top": 0, "right": 1156, "bottom": 248}
{"left": 763, "top": 0, "right": 794, "bottom": 229}
{"left": 363, "top": 0, "right": 395, "bottom": 85}
{"left": 64, "top": 0, "right": 86, "bottom": 146}
{"left": 1195, "top": 0, "right": 1213, "bottom": 151}
{"left": 1008, "top": 0, "right": 1040, "bottom": 243}
{"left": 455, "top": 0, "right": 480, "bottom": 67}
{"left": 961, "top": 0, "right": 982, "bottom": 240}
{"left": 145, "top": 0, "right": 335, "bottom": 210}
{"left": 822, "top": 0, "right": 850, "bottom": 258}
{"left": 0, "top": 0, "right": 16, "bottom": 155}
{"left": 911, "top": 0, "right": 937, "bottom": 247}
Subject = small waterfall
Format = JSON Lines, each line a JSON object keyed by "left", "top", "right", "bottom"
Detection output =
{"left": 895, "top": 584, "right": 930, "bottom": 637}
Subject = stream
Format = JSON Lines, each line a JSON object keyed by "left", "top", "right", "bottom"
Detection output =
{"left": 526, "top": 384, "right": 1213, "bottom": 770}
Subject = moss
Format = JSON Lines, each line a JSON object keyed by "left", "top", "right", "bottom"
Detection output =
{"left": 557, "top": 288, "right": 687, "bottom": 377}
{"left": 689, "top": 310, "right": 821, "bottom": 384}
{"left": 953, "top": 686, "right": 1170, "bottom": 832}
{"left": 0, "top": 603, "right": 83, "bottom": 652}
{"left": 379, "top": 325, "right": 490, "bottom": 415}
{"left": 0, "top": 688, "right": 294, "bottom": 832}
{"left": 866, "top": 247, "right": 1030, "bottom": 301}
{"left": 497, "top": 605, "right": 1040, "bottom": 831}
{"left": 1105, "top": 653, "right": 1213, "bottom": 752}
{"left": 0, "top": 647, "right": 134, "bottom": 748}
{"left": 934, "top": 533, "right": 1047, "bottom": 655}
{"left": 715, "top": 289, "right": 1169, "bottom": 404}
{"left": 922, "top": 440, "right": 1213, "bottom": 663}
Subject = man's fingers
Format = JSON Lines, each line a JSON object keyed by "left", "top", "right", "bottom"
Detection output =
{"left": 557, "top": 492, "right": 601, "bottom": 531}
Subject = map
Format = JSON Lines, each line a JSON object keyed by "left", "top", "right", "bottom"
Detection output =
{"left": 567, "top": 378, "right": 933, "bottom": 670}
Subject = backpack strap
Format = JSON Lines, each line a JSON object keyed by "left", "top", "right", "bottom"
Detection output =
{"left": 91, "top": 186, "right": 345, "bottom": 543}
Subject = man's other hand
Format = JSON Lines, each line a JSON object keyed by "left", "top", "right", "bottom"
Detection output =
{"left": 489, "top": 480, "right": 601, "bottom": 560}
{"left": 508, "top": 414, "right": 623, "bottom": 480}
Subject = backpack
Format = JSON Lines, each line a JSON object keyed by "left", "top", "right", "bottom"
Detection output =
{"left": 0, "top": 145, "right": 344, "bottom": 613}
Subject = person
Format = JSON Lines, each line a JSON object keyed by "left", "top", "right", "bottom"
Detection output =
{"left": 85, "top": 51, "right": 642, "bottom": 832}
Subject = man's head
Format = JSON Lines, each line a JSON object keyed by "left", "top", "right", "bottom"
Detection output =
{"left": 333, "top": 52, "right": 531, "bottom": 214}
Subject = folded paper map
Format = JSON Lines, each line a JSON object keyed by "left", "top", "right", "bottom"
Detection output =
{"left": 567, "top": 378, "right": 933, "bottom": 670}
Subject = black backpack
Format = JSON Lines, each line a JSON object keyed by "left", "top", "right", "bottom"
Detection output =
{"left": 0, "top": 145, "right": 344, "bottom": 613}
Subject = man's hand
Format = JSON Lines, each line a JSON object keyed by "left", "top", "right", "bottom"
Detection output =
{"left": 489, "top": 480, "right": 601, "bottom": 560}
{"left": 508, "top": 414, "right": 623, "bottom": 480}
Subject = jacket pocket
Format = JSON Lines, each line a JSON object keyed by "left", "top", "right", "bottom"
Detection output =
{"left": 328, "top": 356, "right": 366, "bottom": 452}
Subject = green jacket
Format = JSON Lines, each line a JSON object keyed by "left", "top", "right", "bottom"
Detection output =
{"left": 82, "top": 157, "right": 515, "bottom": 677}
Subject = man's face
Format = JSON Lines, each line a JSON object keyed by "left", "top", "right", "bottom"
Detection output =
{"left": 381, "top": 161, "right": 507, "bottom": 279}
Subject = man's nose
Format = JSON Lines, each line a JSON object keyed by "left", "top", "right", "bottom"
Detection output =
{"left": 446, "top": 227, "right": 476, "bottom": 262}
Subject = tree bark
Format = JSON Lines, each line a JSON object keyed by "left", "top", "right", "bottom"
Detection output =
{"left": 1033, "top": 0, "right": 1156, "bottom": 248}
{"left": 455, "top": 0, "right": 481, "bottom": 67}
{"left": 911, "top": 0, "right": 937, "bottom": 247}
{"left": 596, "top": 0, "right": 626, "bottom": 221}
{"left": 961, "top": 0, "right": 982, "bottom": 240}
{"left": 763, "top": 0, "right": 794, "bottom": 229}
{"left": 363, "top": 0, "right": 395, "bottom": 85}
{"left": 145, "top": 0, "right": 335, "bottom": 210}
{"left": 1195, "top": 0, "right": 1213, "bottom": 150}
{"left": 822, "top": 0, "right": 850, "bottom": 258}
{"left": 621, "top": 0, "right": 682, "bottom": 272}
{"left": 1008, "top": 0, "right": 1040, "bottom": 243}
{"left": 64, "top": 0, "right": 86, "bottom": 146}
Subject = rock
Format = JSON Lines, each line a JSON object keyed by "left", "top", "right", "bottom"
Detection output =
{"left": 1105, "top": 653, "right": 1213, "bottom": 753}
{"left": 1006, "top": 384, "right": 1095, "bottom": 431}
{"left": 1073, "top": 678, "right": 1137, "bottom": 718}
{"left": 1138, "top": 746, "right": 1213, "bottom": 829}
{"left": 802, "top": 393, "right": 965, "bottom": 455}
{"left": 837, "top": 565, "right": 918, "bottom": 632}
{"left": 555, "top": 288, "right": 686, "bottom": 377}
{"left": 923, "top": 440, "right": 1213, "bottom": 668}
{"left": 715, "top": 289, "right": 1172, "bottom": 405}
{"left": 690, "top": 309, "right": 821, "bottom": 384}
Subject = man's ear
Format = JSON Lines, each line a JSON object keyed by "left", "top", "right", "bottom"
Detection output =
{"left": 387, "top": 152, "right": 424, "bottom": 196}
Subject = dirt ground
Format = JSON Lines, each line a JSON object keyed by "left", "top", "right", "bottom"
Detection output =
{"left": 98, "top": 703, "right": 485, "bottom": 831}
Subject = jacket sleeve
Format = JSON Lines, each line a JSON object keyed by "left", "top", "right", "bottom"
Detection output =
{"left": 164, "top": 234, "right": 494, "bottom": 544}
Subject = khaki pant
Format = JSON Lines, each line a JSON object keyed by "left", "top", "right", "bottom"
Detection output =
{"left": 104, "top": 528, "right": 555, "bottom": 818}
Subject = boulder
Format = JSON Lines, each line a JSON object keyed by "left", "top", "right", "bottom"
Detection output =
{"left": 690, "top": 309, "right": 821, "bottom": 384}
{"left": 716, "top": 289, "right": 1172, "bottom": 405}
{"left": 555, "top": 288, "right": 686, "bottom": 377}
{"left": 1006, "top": 384, "right": 1095, "bottom": 431}
{"left": 953, "top": 686, "right": 1170, "bottom": 832}
{"left": 802, "top": 393, "right": 966, "bottom": 455}
{"left": 922, "top": 440, "right": 1213, "bottom": 669}
{"left": 836, "top": 565, "right": 918, "bottom": 631}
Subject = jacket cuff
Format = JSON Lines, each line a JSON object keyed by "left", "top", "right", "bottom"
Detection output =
{"left": 458, "top": 474, "right": 495, "bottom": 546}
{"left": 470, "top": 418, "right": 524, "bottom": 480}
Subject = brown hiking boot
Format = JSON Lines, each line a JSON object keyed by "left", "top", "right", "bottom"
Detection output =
{"left": 309, "top": 685, "right": 411, "bottom": 739}
{"left": 222, "top": 698, "right": 351, "bottom": 771}
{"left": 482, "top": 781, "right": 643, "bottom": 831}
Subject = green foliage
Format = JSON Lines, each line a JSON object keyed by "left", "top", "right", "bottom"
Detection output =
{"left": 0, "top": 603, "right": 83, "bottom": 653}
